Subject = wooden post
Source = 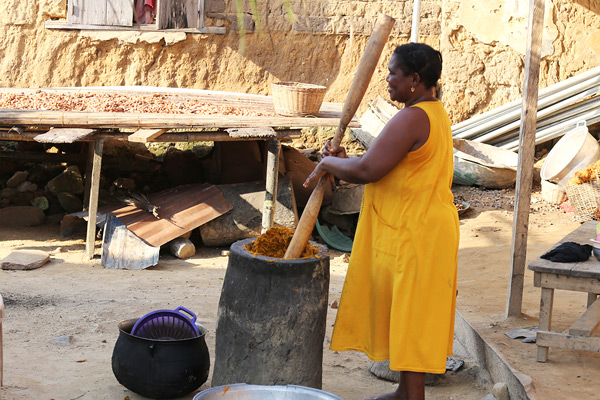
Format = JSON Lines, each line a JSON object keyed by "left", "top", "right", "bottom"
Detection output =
{"left": 261, "top": 139, "right": 281, "bottom": 233}
{"left": 86, "top": 138, "right": 104, "bottom": 259}
{"left": 505, "top": 0, "right": 545, "bottom": 318}
{"left": 536, "top": 286, "right": 554, "bottom": 362}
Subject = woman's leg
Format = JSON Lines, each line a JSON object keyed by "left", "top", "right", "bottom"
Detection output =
{"left": 365, "top": 371, "right": 425, "bottom": 400}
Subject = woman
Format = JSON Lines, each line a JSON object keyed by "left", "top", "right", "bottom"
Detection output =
{"left": 304, "top": 43, "right": 459, "bottom": 400}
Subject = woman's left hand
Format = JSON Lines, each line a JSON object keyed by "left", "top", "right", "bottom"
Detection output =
{"left": 303, "top": 161, "right": 328, "bottom": 188}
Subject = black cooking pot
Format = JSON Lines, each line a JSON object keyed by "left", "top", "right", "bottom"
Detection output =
{"left": 112, "top": 318, "right": 210, "bottom": 399}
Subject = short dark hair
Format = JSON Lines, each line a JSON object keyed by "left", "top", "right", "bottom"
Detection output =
{"left": 392, "top": 43, "right": 443, "bottom": 89}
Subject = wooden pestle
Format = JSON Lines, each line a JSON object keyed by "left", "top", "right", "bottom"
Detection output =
{"left": 284, "top": 13, "right": 396, "bottom": 259}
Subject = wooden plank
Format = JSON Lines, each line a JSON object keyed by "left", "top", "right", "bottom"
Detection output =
{"left": 0, "top": 128, "right": 303, "bottom": 143}
{"left": 226, "top": 127, "right": 276, "bottom": 138}
{"left": 588, "top": 293, "right": 599, "bottom": 308}
{"left": 127, "top": 128, "right": 167, "bottom": 143}
{"left": 0, "top": 109, "right": 354, "bottom": 129}
{"left": 33, "top": 128, "right": 96, "bottom": 143}
{"left": 569, "top": 297, "right": 600, "bottom": 337}
{"left": 536, "top": 286, "right": 554, "bottom": 362}
{"left": 106, "top": 0, "right": 134, "bottom": 26}
{"left": 506, "top": 0, "right": 545, "bottom": 317}
{"left": 261, "top": 139, "right": 281, "bottom": 233}
{"left": 528, "top": 221, "right": 600, "bottom": 279}
{"left": 79, "top": 0, "right": 108, "bottom": 25}
{"left": 109, "top": 183, "right": 233, "bottom": 247}
{"left": 101, "top": 215, "right": 160, "bottom": 269}
{"left": 536, "top": 330, "right": 600, "bottom": 353}
{"left": 86, "top": 138, "right": 104, "bottom": 259}
{"left": 46, "top": 20, "right": 226, "bottom": 33}
{"left": 535, "top": 272, "right": 600, "bottom": 293}
{"left": 0, "top": 86, "right": 346, "bottom": 116}
{"left": 158, "top": 0, "right": 199, "bottom": 29}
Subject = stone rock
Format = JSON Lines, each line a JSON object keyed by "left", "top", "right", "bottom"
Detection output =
{"left": 31, "top": 196, "right": 49, "bottom": 211}
{"left": 27, "top": 164, "right": 65, "bottom": 186}
{"left": 45, "top": 213, "right": 65, "bottom": 225}
{"left": 57, "top": 192, "right": 83, "bottom": 213}
{"left": 6, "top": 170, "right": 28, "bottom": 188}
{"left": 45, "top": 166, "right": 84, "bottom": 195}
{"left": 60, "top": 214, "right": 86, "bottom": 237}
{"left": 1, "top": 187, "right": 18, "bottom": 199}
{"left": 1, "top": 249, "right": 50, "bottom": 270}
{"left": 199, "top": 178, "right": 297, "bottom": 247}
{"left": 0, "top": 206, "right": 45, "bottom": 226}
{"left": 368, "top": 360, "right": 400, "bottom": 383}
{"left": 16, "top": 181, "right": 38, "bottom": 193}
{"left": 492, "top": 382, "right": 509, "bottom": 400}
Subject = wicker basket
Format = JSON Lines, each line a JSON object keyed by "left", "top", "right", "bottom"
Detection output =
{"left": 271, "top": 82, "right": 327, "bottom": 117}
{"left": 566, "top": 178, "right": 600, "bottom": 221}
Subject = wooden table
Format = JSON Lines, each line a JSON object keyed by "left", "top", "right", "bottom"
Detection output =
{"left": 0, "top": 86, "right": 355, "bottom": 259}
{"left": 528, "top": 221, "right": 600, "bottom": 362}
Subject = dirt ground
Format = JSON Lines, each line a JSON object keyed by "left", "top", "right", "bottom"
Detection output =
{"left": 0, "top": 184, "right": 594, "bottom": 400}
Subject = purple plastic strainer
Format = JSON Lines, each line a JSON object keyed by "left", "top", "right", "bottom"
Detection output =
{"left": 131, "top": 306, "right": 200, "bottom": 340}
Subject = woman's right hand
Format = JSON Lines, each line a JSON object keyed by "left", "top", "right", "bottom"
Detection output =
{"left": 322, "top": 140, "right": 347, "bottom": 158}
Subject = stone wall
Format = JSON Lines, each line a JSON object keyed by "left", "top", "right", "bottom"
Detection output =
{"left": 0, "top": 0, "right": 598, "bottom": 124}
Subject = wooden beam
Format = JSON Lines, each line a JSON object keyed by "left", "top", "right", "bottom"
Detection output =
{"left": 0, "top": 109, "right": 352, "bottom": 129}
{"left": 505, "top": 0, "right": 545, "bottom": 318}
{"left": 536, "top": 287, "right": 554, "bottom": 362}
{"left": 262, "top": 139, "right": 281, "bottom": 233}
{"left": 227, "top": 127, "right": 277, "bottom": 139}
{"left": 86, "top": 138, "right": 104, "bottom": 260}
{"left": 536, "top": 331, "right": 600, "bottom": 353}
{"left": 127, "top": 128, "right": 167, "bottom": 143}
{"left": 569, "top": 297, "right": 600, "bottom": 337}
{"left": 534, "top": 272, "right": 600, "bottom": 293}
{"left": 45, "top": 20, "right": 226, "bottom": 34}
{"left": 0, "top": 129, "right": 303, "bottom": 142}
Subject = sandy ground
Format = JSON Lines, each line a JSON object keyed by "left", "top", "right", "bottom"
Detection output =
{"left": 0, "top": 186, "right": 594, "bottom": 400}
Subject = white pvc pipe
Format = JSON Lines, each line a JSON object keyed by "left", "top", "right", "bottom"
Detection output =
{"left": 451, "top": 65, "right": 600, "bottom": 132}
{"left": 453, "top": 75, "right": 600, "bottom": 139}
{"left": 410, "top": 0, "right": 421, "bottom": 43}
{"left": 500, "top": 108, "right": 600, "bottom": 151}
{"left": 488, "top": 98, "right": 600, "bottom": 146}
{"left": 471, "top": 85, "right": 600, "bottom": 143}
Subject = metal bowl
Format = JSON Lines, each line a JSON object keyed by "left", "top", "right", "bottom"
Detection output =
{"left": 194, "top": 384, "right": 342, "bottom": 400}
{"left": 590, "top": 239, "right": 600, "bottom": 261}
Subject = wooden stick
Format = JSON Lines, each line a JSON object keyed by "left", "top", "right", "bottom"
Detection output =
{"left": 262, "top": 139, "right": 281, "bottom": 233}
{"left": 86, "top": 138, "right": 104, "bottom": 260}
{"left": 127, "top": 128, "right": 167, "bottom": 143}
{"left": 506, "top": 0, "right": 545, "bottom": 318}
{"left": 284, "top": 14, "right": 395, "bottom": 259}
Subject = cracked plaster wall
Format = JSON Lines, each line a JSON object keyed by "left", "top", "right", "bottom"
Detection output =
{"left": 0, "top": 0, "right": 597, "bottom": 124}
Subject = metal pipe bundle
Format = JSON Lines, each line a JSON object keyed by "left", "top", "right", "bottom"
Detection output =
{"left": 451, "top": 66, "right": 600, "bottom": 151}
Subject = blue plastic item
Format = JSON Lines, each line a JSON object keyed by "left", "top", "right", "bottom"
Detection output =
{"left": 131, "top": 306, "right": 199, "bottom": 340}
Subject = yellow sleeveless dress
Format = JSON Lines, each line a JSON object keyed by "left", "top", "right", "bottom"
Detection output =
{"left": 329, "top": 100, "right": 459, "bottom": 374}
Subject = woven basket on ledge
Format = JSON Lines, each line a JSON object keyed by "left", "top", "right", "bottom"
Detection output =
{"left": 271, "top": 82, "right": 327, "bottom": 117}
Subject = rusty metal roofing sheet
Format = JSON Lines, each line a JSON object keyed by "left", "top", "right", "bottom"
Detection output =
{"left": 109, "top": 183, "right": 232, "bottom": 247}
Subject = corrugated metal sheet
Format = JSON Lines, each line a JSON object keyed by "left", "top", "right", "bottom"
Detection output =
{"left": 110, "top": 183, "right": 232, "bottom": 247}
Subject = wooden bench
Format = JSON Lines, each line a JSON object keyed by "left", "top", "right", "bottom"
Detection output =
{"left": 528, "top": 221, "right": 600, "bottom": 362}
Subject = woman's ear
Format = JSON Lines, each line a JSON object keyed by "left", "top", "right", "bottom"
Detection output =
{"left": 412, "top": 72, "right": 421, "bottom": 86}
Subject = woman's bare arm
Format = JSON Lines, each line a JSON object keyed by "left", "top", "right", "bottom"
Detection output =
{"left": 304, "top": 106, "right": 430, "bottom": 186}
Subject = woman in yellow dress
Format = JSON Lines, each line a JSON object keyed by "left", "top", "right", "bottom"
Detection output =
{"left": 304, "top": 43, "right": 459, "bottom": 400}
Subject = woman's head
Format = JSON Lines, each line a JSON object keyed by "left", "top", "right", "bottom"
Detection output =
{"left": 391, "top": 43, "right": 442, "bottom": 89}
